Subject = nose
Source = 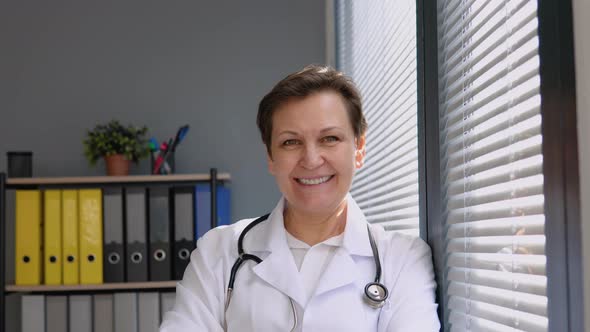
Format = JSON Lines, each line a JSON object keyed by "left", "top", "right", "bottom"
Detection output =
{"left": 300, "top": 144, "right": 324, "bottom": 169}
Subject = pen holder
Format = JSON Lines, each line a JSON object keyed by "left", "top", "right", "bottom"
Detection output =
{"left": 151, "top": 151, "right": 175, "bottom": 175}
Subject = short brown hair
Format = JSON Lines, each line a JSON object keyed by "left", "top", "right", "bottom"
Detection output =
{"left": 257, "top": 65, "right": 367, "bottom": 155}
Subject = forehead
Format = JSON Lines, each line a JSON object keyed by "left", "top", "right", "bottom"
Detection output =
{"left": 271, "top": 91, "right": 352, "bottom": 133}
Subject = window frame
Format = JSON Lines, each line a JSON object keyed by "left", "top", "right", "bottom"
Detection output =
{"left": 537, "top": 0, "right": 584, "bottom": 330}
{"left": 416, "top": 0, "right": 584, "bottom": 330}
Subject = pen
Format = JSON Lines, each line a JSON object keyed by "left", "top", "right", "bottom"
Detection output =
{"left": 153, "top": 138, "right": 174, "bottom": 174}
{"left": 171, "top": 125, "right": 190, "bottom": 152}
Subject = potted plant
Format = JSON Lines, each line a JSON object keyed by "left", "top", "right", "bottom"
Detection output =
{"left": 83, "top": 120, "right": 150, "bottom": 176}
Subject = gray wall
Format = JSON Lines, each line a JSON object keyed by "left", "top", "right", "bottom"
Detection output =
{"left": 0, "top": 0, "right": 326, "bottom": 220}
{"left": 573, "top": 0, "right": 590, "bottom": 330}
{"left": 1, "top": 1, "right": 326, "bottom": 330}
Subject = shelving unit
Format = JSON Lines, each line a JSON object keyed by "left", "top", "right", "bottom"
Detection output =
{"left": 0, "top": 169, "right": 229, "bottom": 329}
{"left": 6, "top": 281, "right": 178, "bottom": 293}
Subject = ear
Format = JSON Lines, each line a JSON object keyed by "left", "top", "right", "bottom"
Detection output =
{"left": 355, "top": 135, "right": 366, "bottom": 169}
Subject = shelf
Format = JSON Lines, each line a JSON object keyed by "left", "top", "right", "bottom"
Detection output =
{"left": 6, "top": 173, "right": 230, "bottom": 186}
{"left": 5, "top": 281, "right": 178, "bottom": 293}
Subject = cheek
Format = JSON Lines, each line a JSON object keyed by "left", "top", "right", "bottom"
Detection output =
{"left": 268, "top": 153, "right": 296, "bottom": 176}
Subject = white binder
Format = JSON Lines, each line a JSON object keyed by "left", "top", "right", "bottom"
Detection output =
{"left": 114, "top": 292, "right": 138, "bottom": 332}
{"left": 69, "top": 295, "right": 92, "bottom": 332}
{"left": 138, "top": 292, "right": 160, "bottom": 332}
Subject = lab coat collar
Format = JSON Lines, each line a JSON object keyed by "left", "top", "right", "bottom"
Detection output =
{"left": 248, "top": 198, "right": 307, "bottom": 306}
{"left": 342, "top": 193, "right": 374, "bottom": 257}
{"left": 243, "top": 194, "right": 374, "bottom": 307}
{"left": 244, "top": 197, "right": 288, "bottom": 253}
{"left": 245, "top": 194, "right": 373, "bottom": 257}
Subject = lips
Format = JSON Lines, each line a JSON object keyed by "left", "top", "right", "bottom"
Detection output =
{"left": 295, "top": 175, "right": 334, "bottom": 185}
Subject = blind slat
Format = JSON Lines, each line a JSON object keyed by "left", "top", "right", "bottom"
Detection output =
{"left": 446, "top": 215, "right": 545, "bottom": 238}
{"left": 447, "top": 281, "right": 547, "bottom": 316}
{"left": 447, "top": 267, "right": 547, "bottom": 296}
{"left": 446, "top": 235, "right": 545, "bottom": 255}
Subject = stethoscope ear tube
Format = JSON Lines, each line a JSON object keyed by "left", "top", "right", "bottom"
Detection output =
{"left": 365, "top": 225, "right": 388, "bottom": 308}
{"left": 228, "top": 256, "right": 244, "bottom": 291}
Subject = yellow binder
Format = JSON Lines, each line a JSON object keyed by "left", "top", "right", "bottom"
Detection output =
{"left": 62, "top": 190, "right": 79, "bottom": 285}
{"left": 79, "top": 189, "right": 103, "bottom": 284}
{"left": 15, "top": 190, "right": 42, "bottom": 285}
{"left": 44, "top": 190, "right": 62, "bottom": 285}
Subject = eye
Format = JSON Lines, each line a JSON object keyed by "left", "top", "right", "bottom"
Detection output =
{"left": 282, "top": 139, "right": 300, "bottom": 146}
{"left": 322, "top": 136, "right": 340, "bottom": 144}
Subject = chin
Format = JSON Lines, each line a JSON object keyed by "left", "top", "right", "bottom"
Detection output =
{"left": 286, "top": 193, "right": 348, "bottom": 216}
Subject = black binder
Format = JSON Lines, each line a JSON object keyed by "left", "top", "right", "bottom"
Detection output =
{"left": 173, "top": 187, "right": 195, "bottom": 280}
{"left": 103, "top": 188, "right": 125, "bottom": 283}
{"left": 125, "top": 187, "right": 148, "bottom": 282}
{"left": 148, "top": 186, "right": 172, "bottom": 281}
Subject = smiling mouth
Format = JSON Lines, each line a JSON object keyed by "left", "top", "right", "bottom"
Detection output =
{"left": 296, "top": 175, "right": 334, "bottom": 185}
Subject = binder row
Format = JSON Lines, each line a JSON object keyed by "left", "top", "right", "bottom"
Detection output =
{"left": 18, "top": 292, "right": 175, "bottom": 332}
{"left": 15, "top": 183, "right": 230, "bottom": 285}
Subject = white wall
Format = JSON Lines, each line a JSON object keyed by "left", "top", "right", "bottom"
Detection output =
{"left": 572, "top": 0, "right": 590, "bottom": 330}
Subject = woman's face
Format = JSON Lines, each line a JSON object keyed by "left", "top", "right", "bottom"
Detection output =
{"left": 267, "top": 91, "right": 366, "bottom": 217}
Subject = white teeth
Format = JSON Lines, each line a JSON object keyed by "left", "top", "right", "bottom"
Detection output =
{"left": 297, "top": 176, "right": 332, "bottom": 185}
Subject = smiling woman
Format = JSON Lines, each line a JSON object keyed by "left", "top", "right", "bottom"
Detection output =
{"left": 160, "top": 65, "right": 440, "bottom": 332}
{"left": 267, "top": 91, "right": 365, "bottom": 242}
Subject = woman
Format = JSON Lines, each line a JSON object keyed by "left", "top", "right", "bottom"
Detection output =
{"left": 160, "top": 65, "right": 440, "bottom": 331}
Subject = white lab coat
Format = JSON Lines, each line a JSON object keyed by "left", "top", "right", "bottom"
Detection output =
{"left": 160, "top": 195, "right": 440, "bottom": 331}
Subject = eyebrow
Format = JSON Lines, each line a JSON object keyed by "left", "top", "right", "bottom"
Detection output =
{"left": 277, "top": 127, "right": 344, "bottom": 137}
{"left": 276, "top": 130, "right": 299, "bottom": 137}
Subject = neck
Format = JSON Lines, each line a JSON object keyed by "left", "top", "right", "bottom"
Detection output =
{"left": 283, "top": 200, "right": 348, "bottom": 246}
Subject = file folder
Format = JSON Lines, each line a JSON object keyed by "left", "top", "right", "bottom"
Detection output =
{"left": 173, "top": 187, "right": 195, "bottom": 280}
{"left": 114, "top": 292, "right": 138, "bottom": 332}
{"left": 22, "top": 295, "right": 45, "bottom": 332}
{"left": 62, "top": 190, "right": 79, "bottom": 285}
{"left": 138, "top": 292, "right": 160, "bottom": 332}
{"left": 94, "top": 294, "right": 114, "bottom": 332}
{"left": 69, "top": 295, "right": 92, "bottom": 332}
{"left": 79, "top": 189, "right": 103, "bottom": 284}
{"left": 160, "top": 292, "right": 176, "bottom": 322}
{"left": 44, "top": 190, "right": 62, "bottom": 285}
{"left": 104, "top": 187, "right": 125, "bottom": 283}
{"left": 217, "top": 185, "right": 231, "bottom": 227}
{"left": 15, "top": 190, "right": 42, "bottom": 285}
{"left": 126, "top": 187, "right": 148, "bottom": 282}
{"left": 46, "top": 296, "right": 67, "bottom": 332}
{"left": 195, "top": 183, "right": 231, "bottom": 239}
{"left": 6, "top": 294, "right": 21, "bottom": 332}
{"left": 148, "top": 186, "right": 172, "bottom": 281}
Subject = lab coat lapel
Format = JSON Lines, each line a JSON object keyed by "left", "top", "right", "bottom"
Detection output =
{"left": 246, "top": 198, "right": 307, "bottom": 308}
{"left": 314, "top": 247, "right": 360, "bottom": 296}
{"left": 316, "top": 194, "right": 374, "bottom": 296}
{"left": 252, "top": 246, "right": 306, "bottom": 307}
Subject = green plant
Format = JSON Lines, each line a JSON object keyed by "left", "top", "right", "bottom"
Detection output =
{"left": 83, "top": 120, "right": 150, "bottom": 165}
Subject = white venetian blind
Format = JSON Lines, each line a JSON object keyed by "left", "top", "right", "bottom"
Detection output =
{"left": 437, "top": 0, "right": 547, "bottom": 331}
{"left": 336, "top": 0, "right": 419, "bottom": 235}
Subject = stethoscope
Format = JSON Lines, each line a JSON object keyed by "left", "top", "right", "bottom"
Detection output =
{"left": 224, "top": 214, "right": 389, "bottom": 331}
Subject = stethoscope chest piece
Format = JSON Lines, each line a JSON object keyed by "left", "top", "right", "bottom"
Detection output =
{"left": 364, "top": 282, "right": 388, "bottom": 309}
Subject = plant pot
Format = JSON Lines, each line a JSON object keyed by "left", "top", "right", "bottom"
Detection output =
{"left": 104, "top": 154, "right": 130, "bottom": 176}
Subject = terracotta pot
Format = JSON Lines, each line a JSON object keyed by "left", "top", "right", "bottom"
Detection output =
{"left": 104, "top": 154, "right": 130, "bottom": 176}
